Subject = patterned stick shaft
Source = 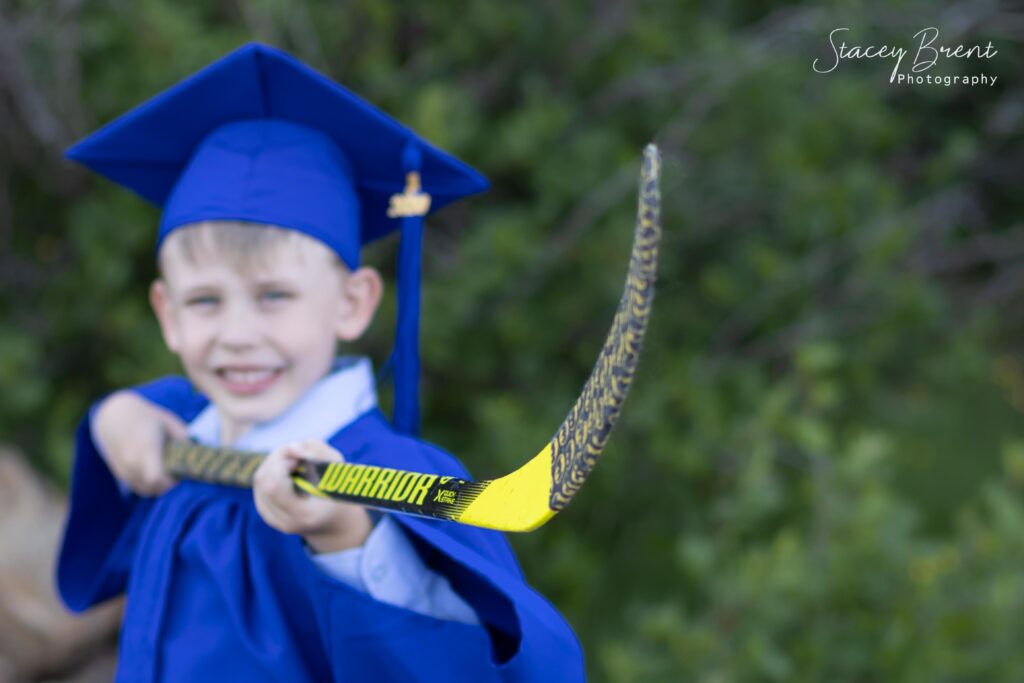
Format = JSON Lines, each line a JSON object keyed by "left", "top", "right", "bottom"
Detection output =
{"left": 547, "top": 144, "right": 660, "bottom": 510}
{"left": 164, "top": 441, "right": 264, "bottom": 487}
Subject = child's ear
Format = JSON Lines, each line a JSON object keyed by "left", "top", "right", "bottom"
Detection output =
{"left": 150, "top": 279, "right": 182, "bottom": 352}
{"left": 335, "top": 266, "right": 383, "bottom": 341}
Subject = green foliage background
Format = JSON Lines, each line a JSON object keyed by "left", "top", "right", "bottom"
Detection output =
{"left": 1, "top": 1, "right": 1023, "bottom": 680}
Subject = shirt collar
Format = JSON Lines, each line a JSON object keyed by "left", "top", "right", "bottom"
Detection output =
{"left": 187, "top": 356, "right": 377, "bottom": 450}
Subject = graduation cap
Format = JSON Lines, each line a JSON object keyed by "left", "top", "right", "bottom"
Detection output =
{"left": 65, "top": 42, "right": 489, "bottom": 436}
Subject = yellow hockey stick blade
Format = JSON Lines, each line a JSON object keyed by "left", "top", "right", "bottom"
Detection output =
{"left": 163, "top": 144, "right": 662, "bottom": 532}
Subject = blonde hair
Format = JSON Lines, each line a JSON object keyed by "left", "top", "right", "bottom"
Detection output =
{"left": 158, "top": 221, "right": 348, "bottom": 276}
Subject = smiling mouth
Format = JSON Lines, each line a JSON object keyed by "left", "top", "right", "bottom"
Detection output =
{"left": 215, "top": 367, "right": 284, "bottom": 396}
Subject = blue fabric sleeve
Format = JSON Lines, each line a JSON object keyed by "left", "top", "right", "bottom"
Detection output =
{"left": 56, "top": 410, "right": 149, "bottom": 612}
{"left": 394, "top": 514, "right": 586, "bottom": 681}
{"left": 55, "top": 376, "right": 208, "bottom": 612}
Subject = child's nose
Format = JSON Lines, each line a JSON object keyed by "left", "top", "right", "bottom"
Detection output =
{"left": 217, "top": 302, "right": 263, "bottom": 349}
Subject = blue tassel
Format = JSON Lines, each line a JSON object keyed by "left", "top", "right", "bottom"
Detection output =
{"left": 392, "top": 141, "right": 426, "bottom": 435}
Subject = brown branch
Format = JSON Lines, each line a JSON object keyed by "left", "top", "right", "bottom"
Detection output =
{"left": 461, "top": 161, "right": 638, "bottom": 325}
{"left": 237, "top": 0, "right": 283, "bottom": 46}
{"left": 568, "top": 0, "right": 636, "bottom": 67}
{"left": 0, "top": 156, "right": 10, "bottom": 256}
{"left": 911, "top": 225, "right": 1024, "bottom": 274}
{"left": 706, "top": 188, "right": 975, "bottom": 356}
{"left": 282, "top": 0, "right": 328, "bottom": 71}
{"left": 585, "top": 6, "right": 826, "bottom": 115}
{"left": 52, "top": 0, "right": 86, "bottom": 138}
{"left": 0, "top": 6, "right": 65, "bottom": 151}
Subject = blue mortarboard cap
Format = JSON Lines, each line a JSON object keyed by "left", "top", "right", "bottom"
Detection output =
{"left": 65, "top": 42, "right": 489, "bottom": 435}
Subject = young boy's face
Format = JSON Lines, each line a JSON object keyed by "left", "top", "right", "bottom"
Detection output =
{"left": 150, "top": 224, "right": 382, "bottom": 442}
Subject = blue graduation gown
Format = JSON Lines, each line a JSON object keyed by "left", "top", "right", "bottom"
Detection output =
{"left": 56, "top": 377, "right": 585, "bottom": 681}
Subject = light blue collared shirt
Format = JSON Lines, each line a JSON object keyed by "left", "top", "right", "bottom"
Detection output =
{"left": 100, "top": 357, "right": 478, "bottom": 625}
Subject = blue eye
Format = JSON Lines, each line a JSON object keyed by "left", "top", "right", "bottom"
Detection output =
{"left": 260, "top": 290, "right": 294, "bottom": 302}
{"left": 186, "top": 295, "right": 219, "bottom": 307}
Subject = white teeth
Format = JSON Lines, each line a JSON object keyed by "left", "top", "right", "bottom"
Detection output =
{"left": 221, "top": 369, "right": 277, "bottom": 384}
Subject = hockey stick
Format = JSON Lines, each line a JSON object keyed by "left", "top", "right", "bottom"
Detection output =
{"left": 163, "top": 143, "right": 662, "bottom": 532}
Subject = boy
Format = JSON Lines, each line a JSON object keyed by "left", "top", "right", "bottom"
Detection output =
{"left": 57, "top": 43, "right": 585, "bottom": 681}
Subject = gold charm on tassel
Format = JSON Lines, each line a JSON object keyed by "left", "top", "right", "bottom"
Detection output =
{"left": 387, "top": 171, "right": 432, "bottom": 218}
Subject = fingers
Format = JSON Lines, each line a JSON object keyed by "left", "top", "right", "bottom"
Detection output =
{"left": 253, "top": 441, "right": 360, "bottom": 536}
{"left": 104, "top": 428, "right": 173, "bottom": 496}
{"left": 254, "top": 443, "right": 320, "bottom": 534}
{"left": 128, "top": 411, "right": 178, "bottom": 496}
{"left": 252, "top": 449, "right": 290, "bottom": 531}
{"left": 296, "top": 439, "right": 345, "bottom": 463}
{"left": 286, "top": 441, "right": 342, "bottom": 502}
{"left": 93, "top": 391, "right": 180, "bottom": 497}
{"left": 158, "top": 409, "right": 189, "bottom": 442}
{"left": 146, "top": 406, "right": 184, "bottom": 493}
{"left": 134, "top": 461, "right": 176, "bottom": 496}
